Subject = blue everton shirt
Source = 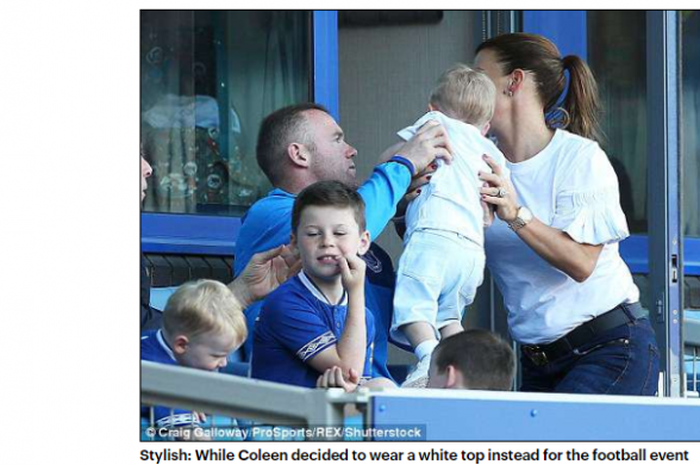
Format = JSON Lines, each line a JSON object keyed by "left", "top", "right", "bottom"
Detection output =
{"left": 234, "top": 162, "right": 410, "bottom": 380}
{"left": 251, "top": 272, "right": 376, "bottom": 388}
{"left": 141, "top": 330, "right": 201, "bottom": 428}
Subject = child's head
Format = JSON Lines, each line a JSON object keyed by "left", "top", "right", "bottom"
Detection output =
{"left": 427, "top": 329, "right": 515, "bottom": 391}
{"left": 429, "top": 64, "right": 496, "bottom": 135}
{"left": 291, "top": 180, "right": 370, "bottom": 282}
{"left": 162, "top": 279, "right": 247, "bottom": 371}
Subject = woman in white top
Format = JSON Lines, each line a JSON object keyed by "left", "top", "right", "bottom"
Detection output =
{"left": 475, "top": 33, "right": 659, "bottom": 395}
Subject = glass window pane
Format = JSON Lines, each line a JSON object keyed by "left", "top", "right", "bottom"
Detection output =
{"left": 140, "top": 11, "right": 311, "bottom": 216}
{"left": 587, "top": 11, "right": 647, "bottom": 234}
{"left": 682, "top": 11, "right": 700, "bottom": 238}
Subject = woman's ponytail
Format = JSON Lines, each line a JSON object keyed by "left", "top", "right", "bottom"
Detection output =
{"left": 561, "top": 55, "right": 604, "bottom": 144}
{"left": 477, "top": 34, "right": 605, "bottom": 144}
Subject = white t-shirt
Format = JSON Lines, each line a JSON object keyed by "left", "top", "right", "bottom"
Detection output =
{"left": 485, "top": 129, "right": 639, "bottom": 345}
{"left": 398, "top": 111, "right": 508, "bottom": 247}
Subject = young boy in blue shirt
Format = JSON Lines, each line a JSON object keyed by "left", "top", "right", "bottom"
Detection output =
{"left": 141, "top": 279, "right": 247, "bottom": 434}
{"left": 252, "top": 181, "right": 389, "bottom": 388}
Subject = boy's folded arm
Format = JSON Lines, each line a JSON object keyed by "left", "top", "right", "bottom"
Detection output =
{"left": 306, "top": 295, "right": 367, "bottom": 377}
{"left": 316, "top": 366, "right": 360, "bottom": 392}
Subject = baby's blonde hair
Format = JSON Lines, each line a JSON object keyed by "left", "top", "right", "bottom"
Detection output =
{"left": 162, "top": 279, "right": 247, "bottom": 342}
{"left": 429, "top": 64, "right": 496, "bottom": 129}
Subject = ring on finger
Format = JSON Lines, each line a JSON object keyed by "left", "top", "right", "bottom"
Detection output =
{"left": 496, "top": 187, "right": 508, "bottom": 198}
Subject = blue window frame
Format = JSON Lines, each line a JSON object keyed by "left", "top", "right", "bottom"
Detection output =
{"left": 141, "top": 11, "right": 339, "bottom": 256}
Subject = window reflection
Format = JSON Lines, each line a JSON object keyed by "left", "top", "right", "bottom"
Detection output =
{"left": 140, "top": 11, "right": 310, "bottom": 216}
{"left": 682, "top": 11, "right": 700, "bottom": 237}
{"left": 587, "top": 11, "right": 647, "bottom": 234}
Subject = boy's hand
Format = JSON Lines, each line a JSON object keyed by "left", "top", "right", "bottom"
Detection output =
{"left": 316, "top": 366, "right": 360, "bottom": 393}
{"left": 338, "top": 253, "right": 366, "bottom": 296}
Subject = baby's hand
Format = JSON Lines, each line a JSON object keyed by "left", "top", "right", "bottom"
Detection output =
{"left": 339, "top": 253, "right": 366, "bottom": 296}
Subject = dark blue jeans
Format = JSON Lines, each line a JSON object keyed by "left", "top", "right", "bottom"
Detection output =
{"left": 520, "top": 314, "right": 660, "bottom": 395}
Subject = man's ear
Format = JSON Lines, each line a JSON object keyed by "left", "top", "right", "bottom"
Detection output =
{"left": 287, "top": 142, "right": 310, "bottom": 168}
{"left": 357, "top": 230, "right": 371, "bottom": 255}
{"left": 172, "top": 335, "right": 189, "bottom": 355}
{"left": 445, "top": 365, "right": 459, "bottom": 389}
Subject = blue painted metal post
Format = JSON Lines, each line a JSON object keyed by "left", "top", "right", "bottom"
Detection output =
{"left": 313, "top": 11, "right": 339, "bottom": 120}
{"left": 647, "top": 11, "right": 682, "bottom": 397}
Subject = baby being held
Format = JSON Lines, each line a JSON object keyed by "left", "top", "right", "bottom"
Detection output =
{"left": 392, "top": 64, "right": 510, "bottom": 386}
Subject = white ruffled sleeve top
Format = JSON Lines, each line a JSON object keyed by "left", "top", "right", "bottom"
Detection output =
{"left": 485, "top": 129, "right": 640, "bottom": 345}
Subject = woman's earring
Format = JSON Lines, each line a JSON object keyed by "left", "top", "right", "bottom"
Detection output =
{"left": 508, "top": 90, "right": 514, "bottom": 97}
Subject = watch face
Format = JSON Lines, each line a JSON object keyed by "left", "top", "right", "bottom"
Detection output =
{"left": 519, "top": 207, "right": 533, "bottom": 223}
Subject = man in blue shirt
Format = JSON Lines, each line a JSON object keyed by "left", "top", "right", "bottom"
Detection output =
{"left": 235, "top": 103, "right": 452, "bottom": 380}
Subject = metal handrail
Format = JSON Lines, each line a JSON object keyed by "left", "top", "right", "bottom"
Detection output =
{"left": 141, "top": 361, "right": 365, "bottom": 428}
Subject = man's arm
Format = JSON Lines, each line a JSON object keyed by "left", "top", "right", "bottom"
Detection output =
{"left": 229, "top": 245, "right": 301, "bottom": 308}
{"left": 360, "top": 121, "right": 453, "bottom": 240}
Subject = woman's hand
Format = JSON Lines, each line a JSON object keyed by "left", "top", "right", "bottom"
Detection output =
{"left": 481, "top": 182, "right": 495, "bottom": 228}
{"left": 393, "top": 162, "right": 438, "bottom": 239}
{"left": 404, "top": 162, "right": 438, "bottom": 202}
{"left": 229, "top": 245, "right": 302, "bottom": 308}
{"left": 479, "top": 154, "right": 520, "bottom": 223}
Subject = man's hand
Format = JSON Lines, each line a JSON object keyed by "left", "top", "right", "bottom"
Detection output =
{"left": 393, "top": 120, "right": 453, "bottom": 174}
{"left": 338, "top": 253, "right": 366, "bottom": 297}
{"left": 316, "top": 366, "right": 360, "bottom": 393}
{"left": 229, "top": 245, "right": 301, "bottom": 308}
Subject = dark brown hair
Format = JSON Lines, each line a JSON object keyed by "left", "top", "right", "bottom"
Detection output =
{"left": 292, "top": 180, "right": 366, "bottom": 233}
{"left": 476, "top": 33, "right": 603, "bottom": 143}
{"left": 434, "top": 329, "right": 515, "bottom": 391}
{"left": 256, "top": 103, "right": 329, "bottom": 186}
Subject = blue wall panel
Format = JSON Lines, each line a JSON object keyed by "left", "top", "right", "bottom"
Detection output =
{"left": 371, "top": 391, "right": 700, "bottom": 441}
{"left": 620, "top": 235, "right": 700, "bottom": 276}
{"left": 141, "top": 213, "right": 240, "bottom": 256}
{"left": 523, "top": 11, "right": 587, "bottom": 60}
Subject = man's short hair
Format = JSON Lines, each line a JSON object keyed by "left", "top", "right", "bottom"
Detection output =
{"left": 256, "top": 102, "right": 330, "bottom": 186}
{"left": 291, "top": 180, "right": 366, "bottom": 233}
{"left": 429, "top": 64, "right": 496, "bottom": 129}
{"left": 162, "top": 279, "right": 247, "bottom": 342}
{"left": 434, "top": 329, "right": 515, "bottom": 391}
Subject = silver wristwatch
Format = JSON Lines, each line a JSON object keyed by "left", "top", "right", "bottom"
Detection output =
{"left": 507, "top": 206, "right": 533, "bottom": 231}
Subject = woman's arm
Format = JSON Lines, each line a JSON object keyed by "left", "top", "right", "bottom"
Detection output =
{"left": 480, "top": 155, "right": 603, "bottom": 283}
{"left": 509, "top": 218, "right": 602, "bottom": 282}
